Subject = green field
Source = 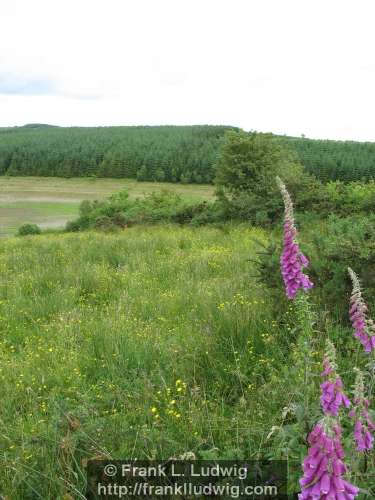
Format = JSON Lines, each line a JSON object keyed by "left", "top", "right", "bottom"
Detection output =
{"left": 0, "top": 225, "right": 289, "bottom": 498}
{"left": 0, "top": 177, "right": 214, "bottom": 236}
{"left": 1, "top": 176, "right": 373, "bottom": 498}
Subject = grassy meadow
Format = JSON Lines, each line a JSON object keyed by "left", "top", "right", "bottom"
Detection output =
{"left": 1, "top": 176, "right": 374, "bottom": 498}
{"left": 0, "top": 177, "right": 214, "bottom": 236}
{"left": 0, "top": 224, "right": 300, "bottom": 498}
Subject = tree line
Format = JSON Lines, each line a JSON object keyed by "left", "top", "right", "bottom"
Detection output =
{"left": 0, "top": 124, "right": 374, "bottom": 183}
{"left": 283, "top": 135, "right": 375, "bottom": 182}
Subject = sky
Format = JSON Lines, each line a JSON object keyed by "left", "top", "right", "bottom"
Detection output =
{"left": 1, "top": 0, "right": 375, "bottom": 141}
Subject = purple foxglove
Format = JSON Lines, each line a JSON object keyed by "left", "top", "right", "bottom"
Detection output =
{"left": 277, "top": 177, "right": 313, "bottom": 300}
{"left": 320, "top": 343, "right": 350, "bottom": 417}
{"left": 350, "top": 369, "right": 374, "bottom": 452}
{"left": 348, "top": 268, "right": 375, "bottom": 353}
{"left": 299, "top": 422, "right": 359, "bottom": 499}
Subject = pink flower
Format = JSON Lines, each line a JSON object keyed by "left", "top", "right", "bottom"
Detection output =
{"left": 299, "top": 423, "right": 359, "bottom": 499}
{"left": 320, "top": 347, "right": 350, "bottom": 417}
{"left": 300, "top": 342, "right": 358, "bottom": 498}
{"left": 350, "top": 369, "right": 374, "bottom": 452}
{"left": 348, "top": 268, "right": 375, "bottom": 353}
{"left": 277, "top": 178, "right": 313, "bottom": 300}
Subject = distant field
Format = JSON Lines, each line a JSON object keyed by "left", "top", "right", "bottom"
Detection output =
{"left": 0, "top": 177, "right": 214, "bottom": 235}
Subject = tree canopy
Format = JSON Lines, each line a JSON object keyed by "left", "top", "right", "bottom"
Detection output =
{"left": 0, "top": 124, "right": 374, "bottom": 183}
{"left": 215, "top": 131, "right": 304, "bottom": 195}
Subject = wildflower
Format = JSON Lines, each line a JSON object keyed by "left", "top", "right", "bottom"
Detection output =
{"left": 276, "top": 177, "right": 313, "bottom": 300}
{"left": 349, "top": 368, "right": 375, "bottom": 452}
{"left": 299, "top": 421, "right": 359, "bottom": 499}
{"left": 299, "top": 342, "right": 358, "bottom": 499}
{"left": 348, "top": 268, "right": 375, "bottom": 352}
{"left": 320, "top": 341, "right": 350, "bottom": 417}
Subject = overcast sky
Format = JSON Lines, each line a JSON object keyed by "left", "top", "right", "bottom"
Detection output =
{"left": 1, "top": 0, "right": 374, "bottom": 141}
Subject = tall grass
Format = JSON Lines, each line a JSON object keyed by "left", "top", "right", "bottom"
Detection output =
{"left": 0, "top": 224, "right": 299, "bottom": 498}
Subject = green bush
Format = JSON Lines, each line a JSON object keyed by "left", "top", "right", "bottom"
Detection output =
{"left": 213, "top": 131, "right": 323, "bottom": 225}
{"left": 171, "top": 201, "right": 209, "bottom": 224}
{"left": 65, "top": 219, "right": 82, "bottom": 232}
{"left": 190, "top": 201, "right": 230, "bottom": 226}
{"left": 65, "top": 176, "right": 375, "bottom": 239}
{"left": 253, "top": 214, "right": 375, "bottom": 318}
{"left": 94, "top": 216, "right": 119, "bottom": 232}
{"left": 320, "top": 180, "right": 375, "bottom": 215}
{"left": 311, "top": 214, "right": 375, "bottom": 312}
{"left": 111, "top": 212, "right": 128, "bottom": 228}
{"left": 211, "top": 178, "right": 375, "bottom": 227}
{"left": 65, "top": 189, "right": 215, "bottom": 232}
{"left": 17, "top": 223, "right": 42, "bottom": 236}
{"left": 215, "top": 130, "right": 305, "bottom": 194}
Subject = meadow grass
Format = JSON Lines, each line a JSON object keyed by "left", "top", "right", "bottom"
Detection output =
{"left": 0, "top": 224, "right": 304, "bottom": 498}
{"left": 0, "top": 177, "right": 214, "bottom": 236}
{"left": 1, "top": 220, "right": 372, "bottom": 498}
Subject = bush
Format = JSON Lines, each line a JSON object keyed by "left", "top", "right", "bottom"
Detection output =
{"left": 214, "top": 131, "right": 320, "bottom": 225}
{"left": 253, "top": 214, "right": 375, "bottom": 318}
{"left": 65, "top": 189, "right": 215, "bottom": 231}
{"left": 311, "top": 214, "right": 375, "bottom": 313}
{"left": 318, "top": 180, "right": 375, "bottom": 215}
{"left": 65, "top": 219, "right": 82, "bottom": 232}
{"left": 171, "top": 202, "right": 209, "bottom": 224}
{"left": 65, "top": 215, "right": 92, "bottom": 232}
{"left": 190, "top": 201, "right": 230, "bottom": 226}
{"left": 17, "top": 223, "right": 41, "bottom": 236}
{"left": 65, "top": 176, "right": 375, "bottom": 234}
{"left": 111, "top": 212, "right": 128, "bottom": 228}
{"left": 94, "top": 216, "right": 119, "bottom": 232}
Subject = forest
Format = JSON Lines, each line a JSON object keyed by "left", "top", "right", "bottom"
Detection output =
{"left": 1, "top": 124, "right": 375, "bottom": 182}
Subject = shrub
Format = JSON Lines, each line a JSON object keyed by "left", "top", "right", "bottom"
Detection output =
{"left": 65, "top": 219, "right": 82, "bottom": 232}
{"left": 65, "top": 215, "right": 92, "bottom": 232}
{"left": 311, "top": 214, "right": 375, "bottom": 313}
{"left": 190, "top": 201, "right": 230, "bottom": 226}
{"left": 94, "top": 216, "right": 119, "bottom": 232}
{"left": 254, "top": 214, "right": 375, "bottom": 318}
{"left": 111, "top": 212, "right": 128, "bottom": 228}
{"left": 216, "top": 131, "right": 306, "bottom": 188}
{"left": 321, "top": 180, "right": 375, "bottom": 215}
{"left": 171, "top": 202, "right": 209, "bottom": 224}
{"left": 65, "top": 178, "right": 375, "bottom": 234}
{"left": 214, "top": 130, "right": 320, "bottom": 225}
{"left": 17, "top": 223, "right": 41, "bottom": 236}
{"left": 79, "top": 199, "right": 94, "bottom": 217}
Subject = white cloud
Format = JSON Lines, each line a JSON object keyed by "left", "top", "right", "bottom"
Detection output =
{"left": 1, "top": 0, "right": 374, "bottom": 140}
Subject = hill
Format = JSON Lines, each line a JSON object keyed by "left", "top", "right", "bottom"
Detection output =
{"left": 0, "top": 124, "right": 375, "bottom": 182}
{"left": 0, "top": 125, "right": 236, "bottom": 182}
{"left": 20, "top": 123, "right": 60, "bottom": 129}
{"left": 282, "top": 134, "right": 375, "bottom": 181}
